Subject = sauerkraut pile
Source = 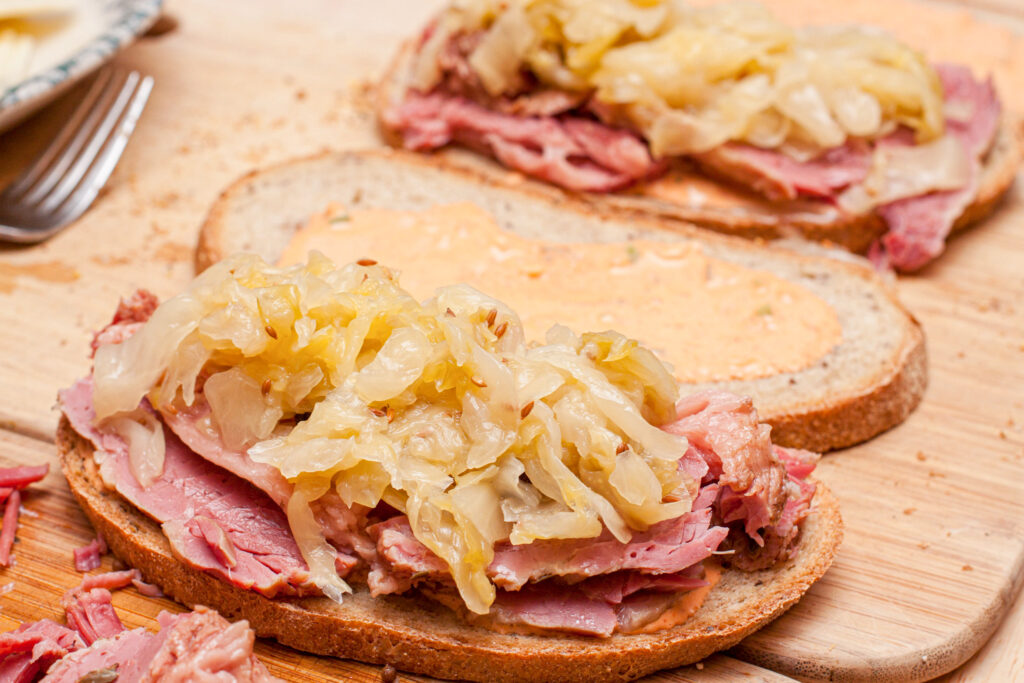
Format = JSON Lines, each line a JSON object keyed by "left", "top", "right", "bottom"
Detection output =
{"left": 411, "top": 0, "right": 945, "bottom": 156}
{"left": 91, "top": 253, "right": 700, "bottom": 613}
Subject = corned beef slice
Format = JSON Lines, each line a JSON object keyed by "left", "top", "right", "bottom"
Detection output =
{"left": 62, "top": 588, "right": 124, "bottom": 646}
{"left": 876, "top": 63, "right": 1000, "bottom": 270}
{"left": 367, "top": 504, "right": 726, "bottom": 596}
{"left": 489, "top": 582, "right": 619, "bottom": 637}
{"left": 3, "top": 567, "right": 276, "bottom": 682}
{"left": 43, "top": 628, "right": 157, "bottom": 683}
{"left": 665, "top": 391, "right": 788, "bottom": 544}
{"left": 385, "top": 92, "right": 662, "bottom": 192}
{"left": 143, "top": 607, "right": 277, "bottom": 682}
{"left": 695, "top": 140, "right": 872, "bottom": 201}
{"left": 58, "top": 379, "right": 315, "bottom": 598}
{"left": 0, "top": 465, "right": 49, "bottom": 490}
{"left": 0, "top": 620, "right": 82, "bottom": 683}
{"left": 39, "top": 606, "right": 276, "bottom": 683}
{"left": 73, "top": 538, "right": 104, "bottom": 573}
{"left": 158, "top": 396, "right": 372, "bottom": 567}
{"left": 89, "top": 289, "right": 159, "bottom": 357}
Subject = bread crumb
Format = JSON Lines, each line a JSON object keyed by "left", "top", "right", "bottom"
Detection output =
{"left": 999, "top": 431, "right": 1007, "bottom": 439}
{"left": 295, "top": 89, "right": 307, "bottom": 101}
{"left": 916, "top": 451, "right": 927, "bottom": 461}
{"left": 928, "top": 470, "right": 946, "bottom": 478}
{"left": 903, "top": 508, "right": 916, "bottom": 515}
{"left": 917, "top": 542, "right": 929, "bottom": 550}
{"left": 381, "top": 663, "right": 397, "bottom": 683}
{"left": 962, "top": 564, "right": 973, "bottom": 571}
{"left": 695, "top": 662, "right": 704, "bottom": 670}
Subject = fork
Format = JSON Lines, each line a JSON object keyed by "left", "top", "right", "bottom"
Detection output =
{"left": 0, "top": 68, "right": 153, "bottom": 243}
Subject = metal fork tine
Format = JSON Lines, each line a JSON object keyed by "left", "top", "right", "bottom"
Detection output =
{"left": 53, "top": 75, "right": 154, "bottom": 226}
{"left": 36, "top": 71, "right": 141, "bottom": 214}
{"left": 21, "top": 70, "right": 134, "bottom": 208}
{"left": 2, "top": 68, "right": 115, "bottom": 199}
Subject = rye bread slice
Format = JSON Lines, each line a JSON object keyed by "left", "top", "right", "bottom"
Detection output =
{"left": 376, "top": 38, "right": 1022, "bottom": 256}
{"left": 195, "top": 149, "right": 926, "bottom": 452}
{"left": 57, "top": 416, "right": 843, "bottom": 683}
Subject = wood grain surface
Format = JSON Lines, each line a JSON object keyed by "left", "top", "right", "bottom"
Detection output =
{"left": 0, "top": 0, "right": 1020, "bottom": 681}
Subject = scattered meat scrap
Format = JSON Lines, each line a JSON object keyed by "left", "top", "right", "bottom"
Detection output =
{"left": 0, "top": 463, "right": 49, "bottom": 568}
{"left": 0, "top": 570, "right": 279, "bottom": 681}
{"left": 73, "top": 536, "right": 107, "bottom": 573}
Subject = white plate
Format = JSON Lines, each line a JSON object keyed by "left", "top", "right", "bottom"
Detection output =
{"left": 0, "top": 0, "right": 161, "bottom": 134}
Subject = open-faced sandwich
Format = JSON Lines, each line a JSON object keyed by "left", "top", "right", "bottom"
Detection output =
{"left": 58, "top": 254, "right": 842, "bottom": 682}
{"left": 378, "top": 0, "right": 1021, "bottom": 271}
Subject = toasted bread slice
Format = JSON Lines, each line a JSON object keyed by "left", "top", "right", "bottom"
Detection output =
{"left": 196, "top": 149, "right": 926, "bottom": 452}
{"left": 376, "top": 39, "right": 1021, "bottom": 255}
{"left": 58, "top": 417, "right": 843, "bottom": 683}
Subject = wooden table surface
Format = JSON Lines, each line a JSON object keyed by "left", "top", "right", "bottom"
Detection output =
{"left": 0, "top": 1, "right": 1021, "bottom": 681}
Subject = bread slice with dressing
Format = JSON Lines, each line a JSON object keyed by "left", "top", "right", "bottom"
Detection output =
{"left": 196, "top": 149, "right": 926, "bottom": 453}
{"left": 57, "top": 416, "right": 843, "bottom": 683}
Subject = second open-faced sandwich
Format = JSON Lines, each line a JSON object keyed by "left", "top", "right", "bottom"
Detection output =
{"left": 58, "top": 253, "right": 842, "bottom": 682}
{"left": 378, "top": 0, "right": 1021, "bottom": 271}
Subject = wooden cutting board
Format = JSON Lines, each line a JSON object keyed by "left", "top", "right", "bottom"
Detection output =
{"left": 0, "top": 0, "right": 1021, "bottom": 681}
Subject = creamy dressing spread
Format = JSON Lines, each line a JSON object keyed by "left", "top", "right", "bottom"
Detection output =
{"left": 632, "top": 562, "right": 722, "bottom": 634}
{"left": 280, "top": 202, "right": 841, "bottom": 383}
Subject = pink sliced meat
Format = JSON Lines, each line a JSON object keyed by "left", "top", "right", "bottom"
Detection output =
{"left": 384, "top": 91, "right": 662, "bottom": 191}
{"left": 577, "top": 565, "right": 707, "bottom": 604}
{"left": 368, "top": 483, "right": 726, "bottom": 595}
{"left": 939, "top": 63, "right": 1002, "bottom": 158}
{"left": 62, "top": 588, "right": 125, "bottom": 646}
{"left": 0, "top": 466, "right": 48, "bottom": 490}
{"left": 874, "top": 63, "right": 1000, "bottom": 271}
{"left": 695, "top": 140, "right": 872, "bottom": 201}
{"left": 78, "top": 569, "right": 138, "bottom": 592}
{"left": 42, "top": 627, "right": 158, "bottom": 683}
{"left": 143, "top": 607, "right": 277, "bottom": 682}
{"left": 159, "top": 396, "right": 375, "bottom": 566}
{"left": 774, "top": 445, "right": 819, "bottom": 480}
{"left": 0, "top": 490, "right": 21, "bottom": 568}
{"left": 718, "top": 446, "right": 819, "bottom": 570}
{"left": 487, "top": 573, "right": 696, "bottom": 637}
{"left": 664, "top": 391, "right": 788, "bottom": 544}
{"left": 0, "top": 620, "right": 82, "bottom": 683}
{"left": 489, "top": 582, "right": 619, "bottom": 637}
{"left": 131, "top": 577, "right": 163, "bottom": 598}
{"left": 37, "top": 607, "right": 279, "bottom": 683}
{"left": 158, "top": 398, "right": 292, "bottom": 508}
{"left": 73, "top": 537, "right": 105, "bottom": 573}
{"left": 366, "top": 516, "right": 448, "bottom": 596}
{"left": 489, "top": 508, "right": 726, "bottom": 590}
{"left": 89, "top": 289, "right": 159, "bottom": 356}
{"left": 59, "top": 379, "right": 316, "bottom": 598}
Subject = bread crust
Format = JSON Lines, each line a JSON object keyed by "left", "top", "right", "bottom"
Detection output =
{"left": 58, "top": 417, "right": 843, "bottom": 683}
{"left": 375, "top": 38, "right": 1022, "bottom": 256}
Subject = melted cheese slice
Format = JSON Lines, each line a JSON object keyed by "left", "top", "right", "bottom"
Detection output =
{"left": 280, "top": 202, "right": 841, "bottom": 383}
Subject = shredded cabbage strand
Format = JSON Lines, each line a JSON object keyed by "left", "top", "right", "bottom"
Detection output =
{"left": 91, "top": 252, "right": 691, "bottom": 613}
